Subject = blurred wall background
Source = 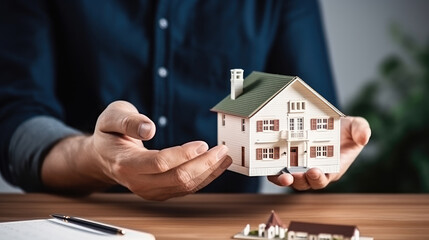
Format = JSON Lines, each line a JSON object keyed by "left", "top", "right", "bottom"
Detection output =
{"left": 1, "top": 0, "right": 429, "bottom": 193}
{"left": 321, "top": 0, "right": 429, "bottom": 107}
{"left": 319, "top": 0, "right": 429, "bottom": 193}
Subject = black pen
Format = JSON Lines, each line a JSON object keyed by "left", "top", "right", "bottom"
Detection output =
{"left": 50, "top": 214, "right": 125, "bottom": 235}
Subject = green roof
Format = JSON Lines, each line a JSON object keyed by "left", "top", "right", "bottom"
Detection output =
{"left": 211, "top": 71, "right": 296, "bottom": 118}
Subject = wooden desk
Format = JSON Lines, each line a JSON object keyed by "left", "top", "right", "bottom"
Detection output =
{"left": 1, "top": 193, "right": 428, "bottom": 239}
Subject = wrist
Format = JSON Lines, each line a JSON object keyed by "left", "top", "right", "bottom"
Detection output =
{"left": 78, "top": 135, "right": 118, "bottom": 186}
{"left": 41, "top": 135, "right": 116, "bottom": 193}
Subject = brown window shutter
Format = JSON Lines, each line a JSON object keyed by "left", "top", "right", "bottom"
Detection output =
{"left": 311, "top": 119, "right": 316, "bottom": 130}
{"left": 241, "top": 147, "right": 245, "bottom": 166}
{"left": 274, "top": 147, "right": 280, "bottom": 159}
{"left": 328, "top": 117, "right": 334, "bottom": 130}
{"left": 256, "top": 148, "right": 262, "bottom": 160}
{"left": 257, "top": 121, "right": 263, "bottom": 132}
{"left": 273, "top": 120, "right": 279, "bottom": 131}
{"left": 310, "top": 147, "right": 316, "bottom": 158}
{"left": 327, "top": 145, "right": 334, "bottom": 157}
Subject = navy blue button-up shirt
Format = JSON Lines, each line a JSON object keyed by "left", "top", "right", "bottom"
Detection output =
{"left": 0, "top": 0, "right": 337, "bottom": 192}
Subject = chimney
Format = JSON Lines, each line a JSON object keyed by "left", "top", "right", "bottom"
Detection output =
{"left": 230, "top": 69, "right": 244, "bottom": 100}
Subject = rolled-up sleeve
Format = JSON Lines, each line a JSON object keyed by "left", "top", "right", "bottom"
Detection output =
{"left": 9, "top": 116, "right": 81, "bottom": 191}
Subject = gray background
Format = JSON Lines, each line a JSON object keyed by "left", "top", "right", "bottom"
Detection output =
{"left": 1, "top": 0, "right": 429, "bottom": 193}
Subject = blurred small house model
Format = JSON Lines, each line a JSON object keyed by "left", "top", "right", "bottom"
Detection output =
{"left": 234, "top": 212, "right": 365, "bottom": 240}
{"left": 258, "top": 211, "right": 286, "bottom": 239}
{"left": 211, "top": 69, "right": 345, "bottom": 176}
{"left": 287, "top": 221, "right": 360, "bottom": 240}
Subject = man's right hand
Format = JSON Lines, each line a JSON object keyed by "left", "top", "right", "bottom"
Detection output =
{"left": 41, "top": 101, "right": 232, "bottom": 201}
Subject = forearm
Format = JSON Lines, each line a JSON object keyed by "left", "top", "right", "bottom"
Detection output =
{"left": 41, "top": 135, "right": 116, "bottom": 194}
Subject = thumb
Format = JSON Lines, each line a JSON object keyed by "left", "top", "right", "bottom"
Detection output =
{"left": 96, "top": 101, "right": 156, "bottom": 140}
{"left": 350, "top": 116, "right": 371, "bottom": 146}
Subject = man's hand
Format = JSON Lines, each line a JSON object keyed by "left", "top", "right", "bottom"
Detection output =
{"left": 42, "top": 101, "right": 232, "bottom": 200}
{"left": 268, "top": 116, "right": 371, "bottom": 190}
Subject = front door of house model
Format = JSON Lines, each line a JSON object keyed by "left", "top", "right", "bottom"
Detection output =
{"left": 290, "top": 147, "right": 298, "bottom": 166}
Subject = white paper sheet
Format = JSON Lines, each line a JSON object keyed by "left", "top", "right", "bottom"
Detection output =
{"left": 0, "top": 218, "right": 155, "bottom": 240}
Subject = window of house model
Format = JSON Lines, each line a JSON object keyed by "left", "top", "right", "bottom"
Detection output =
{"left": 289, "top": 100, "right": 306, "bottom": 113}
{"left": 289, "top": 118, "right": 303, "bottom": 131}
{"left": 310, "top": 145, "right": 334, "bottom": 158}
{"left": 262, "top": 148, "right": 274, "bottom": 159}
{"left": 317, "top": 118, "right": 328, "bottom": 130}
{"left": 263, "top": 120, "right": 275, "bottom": 131}
{"left": 256, "top": 147, "right": 280, "bottom": 160}
{"left": 316, "top": 146, "right": 327, "bottom": 157}
{"left": 311, "top": 117, "right": 334, "bottom": 130}
{"left": 257, "top": 120, "right": 279, "bottom": 132}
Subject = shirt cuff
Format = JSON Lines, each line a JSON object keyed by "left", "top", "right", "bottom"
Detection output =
{"left": 8, "top": 116, "right": 82, "bottom": 192}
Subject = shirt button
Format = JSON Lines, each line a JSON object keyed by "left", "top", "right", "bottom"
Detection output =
{"left": 158, "top": 116, "right": 168, "bottom": 127}
{"left": 158, "top": 67, "right": 168, "bottom": 78}
{"left": 159, "top": 18, "right": 168, "bottom": 29}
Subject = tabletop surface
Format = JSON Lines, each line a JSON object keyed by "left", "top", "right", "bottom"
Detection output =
{"left": 1, "top": 193, "right": 428, "bottom": 240}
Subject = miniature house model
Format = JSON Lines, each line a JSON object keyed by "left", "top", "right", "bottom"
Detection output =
{"left": 211, "top": 69, "right": 345, "bottom": 176}
{"left": 234, "top": 212, "right": 365, "bottom": 240}
{"left": 258, "top": 211, "right": 287, "bottom": 239}
{"left": 235, "top": 210, "right": 286, "bottom": 239}
{"left": 287, "top": 221, "right": 360, "bottom": 240}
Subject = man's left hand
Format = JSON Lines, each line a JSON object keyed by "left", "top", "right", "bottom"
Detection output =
{"left": 268, "top": 116, "right": 371, "bottom": 190}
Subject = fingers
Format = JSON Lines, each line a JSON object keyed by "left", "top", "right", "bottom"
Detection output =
{"left": 131, "top": 146, "right": 232, "bottom": 201}
{"left": 145, "top": 141, "right": 209, "bottom": 174}
{"left": 150, "top": 155, "right": 232, "bottom": 201}
{"left": 151, "top": 145, "right": 230, "bottom": 189}
{"left": 268, "top": 168, "right": 332, "bottom": 190}
{"left": 113, "top": 141, "right": 209, "bottom": 175}
{"left": 269, "top": 117, "right": 371, "bottom": 192}
{"left": 351, "top": 117, "right": 371, "bottom": 146}
{"left": 268, "top": 172, "right": 311, "bottom": 190}
{"left": 267, "top": 172, "right": 294, "bottom": 186}
{"left": 97, "top": 101, "right": 156, "bottom": 140}
{"left": 289, "top": 172, "right": 310, "bottom": 190}
{"left": 343, "top": 116, "right": 371, "bottom": 146}
{"left": 192, "top": 156, "right": 232, "bottom": 192}
{"left": 304, "top": 168, "right": 331, "bottom": 189}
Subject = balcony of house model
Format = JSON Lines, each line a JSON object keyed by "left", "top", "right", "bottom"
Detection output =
{"left": 280, "top": 130, "right": 308, "bottom": 141}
